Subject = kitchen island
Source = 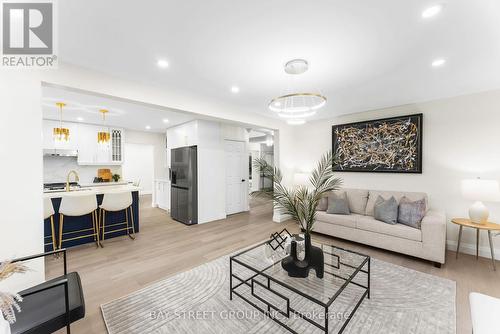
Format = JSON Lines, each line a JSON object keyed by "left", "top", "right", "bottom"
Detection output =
{"left": 44, "top": 184, "right": 140, "bottom": 251}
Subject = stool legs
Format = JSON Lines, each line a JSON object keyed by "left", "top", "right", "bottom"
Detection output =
{"left": 100, "top": 208, "right": 106, "bottom": 247}
{"left": 50, "top": 215, "right": 57, "bottom": 251}
{"left": 127, "top": 206, "right": 136, "bottom": 240}
{"left": 59, "top": 211, "right": 100, "bottom": 249}
{"left": 99, "top": 206, "right": 135, "bottom": 244}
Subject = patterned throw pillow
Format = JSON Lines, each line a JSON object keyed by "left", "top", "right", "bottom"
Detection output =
{"left": 373, "top": 195, "right": 398, "bottom": 225}
{"left": 326, "top": 192, "right": 351, "bottom": 215}
{"left": 398, "top": 196, "right": 426, "bottom": 229}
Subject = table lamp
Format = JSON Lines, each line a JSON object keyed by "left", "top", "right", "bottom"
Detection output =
{"left": 461, "top": 178, "right": 500, "bottom": 224}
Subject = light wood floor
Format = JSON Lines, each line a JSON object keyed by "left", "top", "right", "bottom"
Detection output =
{"left": 46, "top": 195, "right": 500, "bottom": 334}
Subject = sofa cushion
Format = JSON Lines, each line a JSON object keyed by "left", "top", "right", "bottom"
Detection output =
{"left": 316, "top": 197, "right": 328, "bottom": 211}
{"left": 356, "top": 216, "right": 422, "bottom": 242}
{"left": 326, "top": 192, "right": 350, "bottom": 215}
{"left": 315, "top": 211, "right": 357, "bottom": 228}
{"left": 365, "top": 190, "right": 428, "bottom": 216}
{"left": 344, "top": 189, "right": 369, "bottom": 215}
{"left": 373, "top": 195, "right": 398, "bottom": 225}
{"left": 398, "top": 196, "right": 426, "bottom": 229}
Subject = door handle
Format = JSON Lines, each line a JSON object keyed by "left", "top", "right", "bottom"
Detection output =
{"left": 241, "top": 179, "right": 246, "bottom": 182}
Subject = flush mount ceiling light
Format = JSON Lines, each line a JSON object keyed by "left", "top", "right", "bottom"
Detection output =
{"left": 145, "top": 125, "right": 151, "bottom": 130}
{"left": 53, "top": 102, "right": 70, "bottom": 142}
{"left": 268, "top": 59, "right": 326, "bottom": 125}
{"left": 432, "top": 58, "right": 446, "bottom": 67}
{"left": 162, "top": 118, "right": 169, "bottom": 123}
{"left": 157, "top": 59, "right": 169, "bottom": 69}
{"left": 422, "top": 4, "right": 443, "bottom": 19}
{"left": 97, "top": 109, "right": 111, "bottom": 144}
{"left": 231, "top": 86, "right": 240, "bottom": 93}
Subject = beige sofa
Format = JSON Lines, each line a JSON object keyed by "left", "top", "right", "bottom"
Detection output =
{"left": 313, "top": 188, "right": 446, "bottom": 266}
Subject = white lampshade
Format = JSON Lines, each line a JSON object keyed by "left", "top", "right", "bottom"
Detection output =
{"left": 293, "top": 172, "right": 310, "bottom": 186}
{"left": 461, "top": 179, "right": 500, "bottom": 202}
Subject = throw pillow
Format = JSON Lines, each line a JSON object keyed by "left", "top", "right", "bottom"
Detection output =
{"left": 373, "top": 195, "right": 398, "bottom": 225}
{"left": 326, "top": 192, "right": 351, "bottom": 215}
{"left": 316, "top": 196, "right": 328, "bottom": 211}
{"left": 398, "top": 196, "right": 426, "bottom": 229}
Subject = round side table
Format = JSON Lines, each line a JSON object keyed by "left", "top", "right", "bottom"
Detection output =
{"left": 452, "top": 218, "right": 500, "bottom": 270}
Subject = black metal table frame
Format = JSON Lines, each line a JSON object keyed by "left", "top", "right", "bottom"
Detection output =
{"left": 230, "top": 240, "right": 370, "bottom": 334}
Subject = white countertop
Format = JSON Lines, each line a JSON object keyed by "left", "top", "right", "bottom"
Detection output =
{"left": 79, "top": 181, "right": 133, "bottom": 187}
{"left": 43, "top": 185, "right": 141, "bottom": 199}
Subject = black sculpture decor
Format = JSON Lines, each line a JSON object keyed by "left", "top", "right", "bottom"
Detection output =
{"left": 281, "top": 234, "right": 324, "bottom": 279}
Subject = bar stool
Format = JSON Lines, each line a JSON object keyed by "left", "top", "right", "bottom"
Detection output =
{"left": 99, "top": 191, "right": 135, "bottom": 245}
{"left": 43, "top": 197, "right": 57, "bottom": 251}
{"left": 59, "top": 193, "right": 100, "bottom": 249}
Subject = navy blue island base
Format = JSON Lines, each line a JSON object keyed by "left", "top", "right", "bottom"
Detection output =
{"left": 44, "top": 191, "right": 140, "bottom": 251}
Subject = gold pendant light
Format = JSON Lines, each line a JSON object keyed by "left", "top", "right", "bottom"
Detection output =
{"left": 97, "top": 109, "right": 110, "bottom": 144}
{"left": 53, "top": 102, "right": 70, "bottom": 141}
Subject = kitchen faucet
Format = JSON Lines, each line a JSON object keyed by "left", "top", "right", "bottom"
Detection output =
{"left": 66, "top": 170, "right": 80, "bottom": 192}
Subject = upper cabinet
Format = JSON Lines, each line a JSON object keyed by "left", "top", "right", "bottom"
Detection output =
{"left": 77, "top": 124, "right": 124, "bottom": 165}
{"left": 42, "top": 120, "right": 124, "bottom": 165}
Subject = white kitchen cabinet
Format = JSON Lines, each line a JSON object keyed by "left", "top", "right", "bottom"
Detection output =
{"left": 153, "top": 179, "right": 170, "bottom": 211}
{"left": 77, "top": 124, "right": 124, "bottom": 165}
{"left": 42, "top": 120, "right": 78, "bottom": 151}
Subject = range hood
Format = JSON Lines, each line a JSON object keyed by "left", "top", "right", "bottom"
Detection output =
{"left": 43, "top": 149, "right": 78, "bottom": 157}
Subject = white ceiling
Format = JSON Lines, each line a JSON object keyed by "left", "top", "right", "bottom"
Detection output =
{"left": 42, "top": 86, "right": 195, "bottom": 132}
{"left": 58, "top": 0, "right": 500, "bottom": 122}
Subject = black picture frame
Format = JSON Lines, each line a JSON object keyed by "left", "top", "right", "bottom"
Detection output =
{"left": 332, "top": 113, "right": 423, "bottom": 173}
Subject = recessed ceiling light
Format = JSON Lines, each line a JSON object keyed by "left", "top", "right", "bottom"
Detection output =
{"left": 157, "top": 59, "right": 169, "bottom": 69}
{"left": 431, "top": 58, "right": 446, "bottom": 67}
{"left": 145, "top": 125, "right": 151, "bottom": 130}
{"left": 287, "top": 119, "right": 306, "bottom": 125}
{"left": 77, "top": 117, "right": 84, "bottom": 122}
{"left": 422, "top": 4, "right": 443, "bottom": 19}
{"left": 274, "top": 101, "right": 281, "bottom": 107}
{"left": 162, "top": 118, "right": 169, "bottom": 123}
{"left": 231, "top": 86, "right": 240, "bottom": 93}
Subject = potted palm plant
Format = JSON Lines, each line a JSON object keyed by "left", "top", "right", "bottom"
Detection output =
{"left": 252, "top": 151, "right": 342, "bottom": 278}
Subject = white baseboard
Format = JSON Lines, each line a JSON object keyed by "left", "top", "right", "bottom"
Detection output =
{"left": 446, "top": 240, "right": 500, "bottom": 261}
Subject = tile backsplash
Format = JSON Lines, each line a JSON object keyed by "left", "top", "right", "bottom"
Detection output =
{"left": 43, "top": 156, "right": 122, "bottom": 184}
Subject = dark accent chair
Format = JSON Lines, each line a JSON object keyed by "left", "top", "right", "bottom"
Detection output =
{"left": 7, "top": 249, "right": 85, "bottom": 334}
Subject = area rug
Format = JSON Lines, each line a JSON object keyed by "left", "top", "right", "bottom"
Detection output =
{"left": 101, "top": 247, "right": 456, "bottom": 334}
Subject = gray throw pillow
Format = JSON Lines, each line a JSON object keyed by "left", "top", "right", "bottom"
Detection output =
{"left": 326, "top": 192, "right": 350, "bottom": 215}
{"left": 373, "top": 195, "right": 398, "bottom": 225}
{"left": 398, "top": 196, "right": 426, "bottom": 229}
{"left": 316, "top": 196, "right": 328, "bottom": 211}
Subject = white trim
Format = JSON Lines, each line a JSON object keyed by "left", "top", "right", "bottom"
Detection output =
{"left": 446, "top": 240, "right": 500, "bottom": 261}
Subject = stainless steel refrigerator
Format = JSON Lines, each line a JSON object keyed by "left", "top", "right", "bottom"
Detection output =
{"left": 170, "top": 146, "right": 198, "bottom": 225}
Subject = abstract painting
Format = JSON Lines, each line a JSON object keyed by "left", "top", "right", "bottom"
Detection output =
{"left": 332, "top": 114, "right": 423, "bottom": 173}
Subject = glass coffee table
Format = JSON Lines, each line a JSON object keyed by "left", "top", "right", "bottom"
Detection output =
{"left": 230, "top": 239, "right": 370, "bottom": 333}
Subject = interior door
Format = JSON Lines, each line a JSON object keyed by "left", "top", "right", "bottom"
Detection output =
{"left": 225, "top": 140, "right": 247, "bottom": 215}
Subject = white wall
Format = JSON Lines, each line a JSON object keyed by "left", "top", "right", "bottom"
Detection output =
{"left": 0, "top": 72, "right": 44, "bottom": 292}
{"left": 124, "top": 130, "right": 167, "bottom": 180}
{"left": 287, "top": 89, "right": 500, "bottom": 259}
{"left": 122, "top": 143, "right": 154, "bottom": 194}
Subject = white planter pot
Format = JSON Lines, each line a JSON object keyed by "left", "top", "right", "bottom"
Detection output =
{"left": 0, "top": 314, "right": 11, "bottom": 334}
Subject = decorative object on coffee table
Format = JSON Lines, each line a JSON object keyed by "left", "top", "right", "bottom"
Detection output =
{"left": 452, "top": 218, "right": 500, "bottom": 271}
{"left": 332, "top": 113, "right": 423, "bottom": 173}
{"left": 252, "top": 151, "right": 342, "bottom": 278}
